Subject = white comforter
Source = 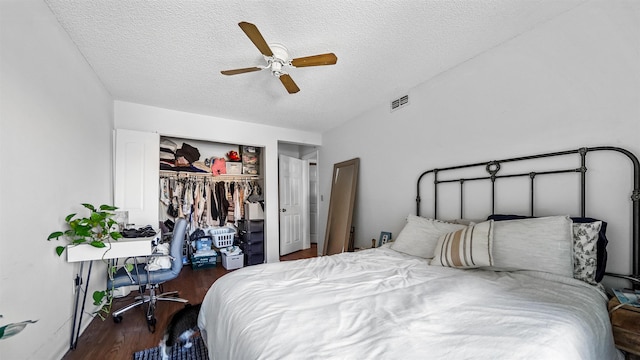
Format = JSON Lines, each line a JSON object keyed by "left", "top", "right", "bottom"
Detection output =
{"left": 198, "top": 246, "right": 621, "bottom": 360}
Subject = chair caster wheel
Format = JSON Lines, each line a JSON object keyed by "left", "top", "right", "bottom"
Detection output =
{"left": 147, "top": 317, "right": 157, "bottom": 333}
{"left": 113, "top": 315, "right": 123, "bottom": 324}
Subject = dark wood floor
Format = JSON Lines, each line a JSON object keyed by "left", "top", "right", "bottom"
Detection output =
{"left": 62, "top": 244, "right": 317, "bottom": 360}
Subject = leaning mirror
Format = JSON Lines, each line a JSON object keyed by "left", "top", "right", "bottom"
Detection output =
{"left": 323, "top": 158, "right": 359, "bottom": 255}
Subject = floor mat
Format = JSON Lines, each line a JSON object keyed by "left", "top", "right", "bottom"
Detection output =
{"left": 132, "top": 335, "right": 209, "bottom": 360}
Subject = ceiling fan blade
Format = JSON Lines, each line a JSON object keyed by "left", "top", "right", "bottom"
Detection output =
{"left": 279, "top": 74, "right": 300, "bottom": 94}
{"left": 220, "top": 67, "right": 263, "bottom": 76}
{"left": 291, "top": 53, "right": 338, "bottom": 67}
{"left": 238, "top": 22, "right": 273, "bottom": 57}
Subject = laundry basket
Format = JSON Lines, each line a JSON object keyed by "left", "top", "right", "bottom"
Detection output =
{"left": 209, "top": 227, "right": 236, "bottom": 248}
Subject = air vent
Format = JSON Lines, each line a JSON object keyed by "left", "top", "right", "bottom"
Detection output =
{"left": 390, "top": 94, "right": 409, "bottom": 112}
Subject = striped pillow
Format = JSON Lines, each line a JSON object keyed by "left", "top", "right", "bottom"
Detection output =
{"left": 431, "top": 220, "right": 494, "bottom": 268}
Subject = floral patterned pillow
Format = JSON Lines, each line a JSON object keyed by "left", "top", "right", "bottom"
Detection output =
{"left": 573, "top": 221, "right": 602, "bottom": 285}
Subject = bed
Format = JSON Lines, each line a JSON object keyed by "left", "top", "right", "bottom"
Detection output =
{"left": 198, "top": 146, "right": 640, "bottom": 360}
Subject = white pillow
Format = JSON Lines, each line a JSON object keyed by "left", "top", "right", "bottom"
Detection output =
{"left": 485, "top": 215, "right": 574, "bottom": 277}
{"left": 431, "top": 220, "right": 494, "bottom": 268}
{"left": 390, "top": 215, "right": 465, "bottom": 259}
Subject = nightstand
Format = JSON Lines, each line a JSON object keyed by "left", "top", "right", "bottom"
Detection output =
{"left": 608, "top": 297, "right": 640, "bottom": 359}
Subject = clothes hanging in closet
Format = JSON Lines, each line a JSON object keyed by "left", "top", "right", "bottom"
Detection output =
{"left": 159, "top": 174, "right": 256, "bottom": 228}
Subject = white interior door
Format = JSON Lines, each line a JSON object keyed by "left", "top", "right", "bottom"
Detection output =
{"left": 114, "top": 129, "right": 159, "bottom": 227}
{"left": 279, "top": 155, "right": 309, "bottom": 256}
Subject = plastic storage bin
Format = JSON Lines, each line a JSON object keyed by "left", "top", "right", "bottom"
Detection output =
{"left": 222, "top": 252, "right": 244, "bottom": 270}
{"left": 244, "top": 251, "right": 264, "bottom": 266}
{"left": 238, "top": 220, "right": 264, "bottom": 266}
{"left": 226, "top": 162, "right": 242, "bottom": 175}
{"left": 241, "top": 240, "right": 264, "bottom": 253}
{"left": 241, "top": 231, "right": 264, "bottom": 243}
{"left": 191, "top": 252, "right": 217, "bottom": 270}
{"left": 195, "top": 237, "right": 212, "bottom": 251}
{"left": 239, "top": 219, "right": 264, "bottom": 233}
{"left": 209, "top": 227, "right": 236, "bottom": 248}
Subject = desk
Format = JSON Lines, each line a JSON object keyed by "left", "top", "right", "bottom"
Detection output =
{"left": 67, "top": 236, "right": 155, "bottom": 262}
{"left": 67, "top": 234, "right": 157, "bottom": 350}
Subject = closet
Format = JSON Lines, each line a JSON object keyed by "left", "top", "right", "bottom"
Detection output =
{"left": 114, "top": 129, "right": 266, "bottom": 266}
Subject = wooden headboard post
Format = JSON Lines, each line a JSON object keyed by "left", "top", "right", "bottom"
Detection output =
{"left": 416, "top": 146, "right": 640, "bottom": 282}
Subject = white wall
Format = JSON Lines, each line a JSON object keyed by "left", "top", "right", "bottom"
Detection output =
{"left": 319, "top": 1, "right": 640, "bottom": 274}
{"left": 114, "top": 101, "right": 322, "bottom": 263}
{"left": 278, "top": 142, "right": 302, "bottom": 158}
{"left": 0, "top": 1, "right": 114, "bottom": 359}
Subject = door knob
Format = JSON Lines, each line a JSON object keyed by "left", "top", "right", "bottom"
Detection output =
{"left": 280, "top": 208, "right": 287, "bottom": 212}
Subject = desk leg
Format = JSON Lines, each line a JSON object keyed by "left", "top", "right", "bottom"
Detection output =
{"left": 69, "top": 261, "right": 83, "bottom": 350}
{"left": 70, "top": 261, "right": 92, "bottom": 350}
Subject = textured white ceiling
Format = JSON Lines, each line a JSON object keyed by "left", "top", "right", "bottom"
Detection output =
{"left": 44, "top": 0, "right": 585, "bottom": 133}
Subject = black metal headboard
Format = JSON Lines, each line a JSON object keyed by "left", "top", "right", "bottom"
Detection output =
{"left": 416, "top": 146, "right": 639, "bottom": 283}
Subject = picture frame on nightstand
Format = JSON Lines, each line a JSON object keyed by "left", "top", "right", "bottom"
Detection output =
{"left": 378, "top": 231, "right": 392, "bottom": 247}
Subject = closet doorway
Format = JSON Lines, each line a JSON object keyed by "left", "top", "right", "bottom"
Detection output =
{"left": 302, "top": 151, "right": 319, "bottom": 245}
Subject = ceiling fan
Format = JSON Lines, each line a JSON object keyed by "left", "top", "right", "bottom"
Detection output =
{"left": 221, "top": 22, "right": 338, "bottom": 94}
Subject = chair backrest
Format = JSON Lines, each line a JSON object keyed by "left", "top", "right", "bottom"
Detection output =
{"left": 169, "top": 218, "right": 188, "bottom": 276}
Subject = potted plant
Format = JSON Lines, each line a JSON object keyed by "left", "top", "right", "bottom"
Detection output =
{"left": 47, "top": 203, "right": 128, "bottom": 318}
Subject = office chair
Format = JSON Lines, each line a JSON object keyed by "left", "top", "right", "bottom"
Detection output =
{"left": 108, "top": 218, "right": 189, "bottom": 332}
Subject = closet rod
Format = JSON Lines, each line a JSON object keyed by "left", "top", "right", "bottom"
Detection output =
{"left": 160, "top": 170, "right": 260, "bottom": 181}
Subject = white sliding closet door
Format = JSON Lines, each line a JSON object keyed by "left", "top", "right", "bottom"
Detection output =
{"left": 114, "top": 129, "right": 159, "bottom": 227}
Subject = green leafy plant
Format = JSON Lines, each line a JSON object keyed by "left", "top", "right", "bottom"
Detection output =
{"left": 47, "top": 203, "right": 129, "bottom": 318}
{"left": 47, "top": 203, "right": 123, "bottom": 255}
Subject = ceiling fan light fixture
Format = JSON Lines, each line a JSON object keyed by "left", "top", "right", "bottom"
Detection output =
{"left": 265, "top": 43, "right": 291, "bottom": 77}
{"left": 270, "top": 60, "right": 285, "bottom": 77}
{"left": 221, "top": 22, "right": 337, "bottom": 94}
{"left": 267, "top": 43, "right": 291, "bottom": 63}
